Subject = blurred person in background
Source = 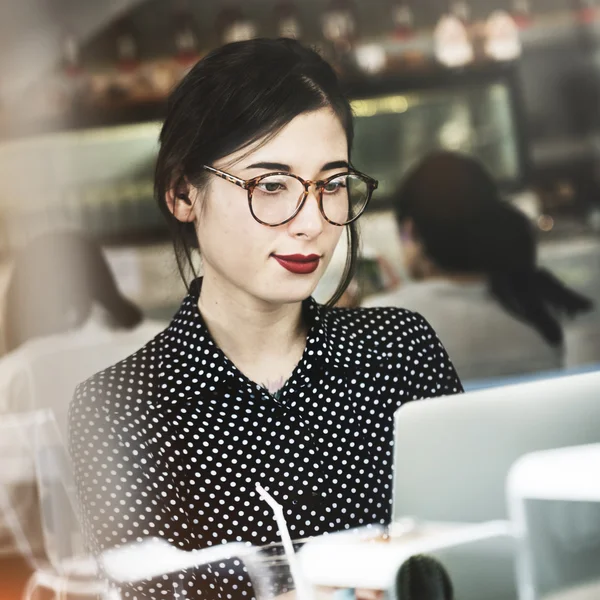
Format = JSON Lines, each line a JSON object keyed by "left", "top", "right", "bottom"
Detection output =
{"left": 0, "top": 230, "right": 164, "bottom": 554}
{"left": 0, "top": 229, "right": 165, "bottom": 422}
{"left": 70, "top": 38, "right": 462, "bottom": 600}
{"left": 3, "top": 230, "right": 142, "bottom": 354}
{"left": 363, "top": 151, "right": 593, "bottom": 382}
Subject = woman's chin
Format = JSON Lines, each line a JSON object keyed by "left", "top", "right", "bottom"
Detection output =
{"left": 261, "top": 276, "right": 321, "bottom": 305}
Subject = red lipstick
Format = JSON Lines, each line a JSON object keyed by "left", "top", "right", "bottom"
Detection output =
{"left": 272, "top": 254, "right": 321, "bottom": 275}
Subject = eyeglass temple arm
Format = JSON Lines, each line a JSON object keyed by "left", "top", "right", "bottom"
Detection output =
{"left": 358, "top": 172, "right": 378, "bottom": 189}
{"left": 202, "top": 165, "right": 249, "bottom": 190}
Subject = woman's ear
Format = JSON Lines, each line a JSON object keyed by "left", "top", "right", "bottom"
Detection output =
{"left": 166, "top": 179, "right": 196, "bottom": 223}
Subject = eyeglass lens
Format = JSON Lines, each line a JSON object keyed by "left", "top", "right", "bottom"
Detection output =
{"left": 250, "top": 173, "right": 371, "bottom": 226}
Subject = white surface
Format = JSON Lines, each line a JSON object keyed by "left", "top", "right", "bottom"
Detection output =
{"left": 507, "top": 444, "right": 600, "bottom": 501}
{"left": 298, "top": 521, "right": 510, "bottom": 590}
{"left": 101, "top": 537, "right": 252, "bottom": 583}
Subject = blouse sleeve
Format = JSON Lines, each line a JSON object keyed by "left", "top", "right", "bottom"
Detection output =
{"left": 408, "top": 312, "right": 464, "bottom": 399}
{"left": 69, "top": 378, "right": 253, "bottom": 600}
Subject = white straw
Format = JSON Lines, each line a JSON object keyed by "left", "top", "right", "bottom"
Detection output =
{"left": 256, "top": 483, "right": 313, "bottom": 600}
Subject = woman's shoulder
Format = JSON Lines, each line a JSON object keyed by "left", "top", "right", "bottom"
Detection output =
{"left": 327, "top": 303, "right": 427, "bottom": 325}
{"left": 319, "top": 304, "right": 463, "bottom": 397}
{"left": 323, "top": 304, "right": 437, "bottom": 346}
{"left": 70, "top": 330, "right": 164, "bottom": 418}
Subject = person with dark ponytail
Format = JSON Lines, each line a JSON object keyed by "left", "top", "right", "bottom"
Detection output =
{"left": 69, "top": 38, "right": 462, "bottom": 600}
{"left": 364, "top": 151, "right": 593, "bottom": 381}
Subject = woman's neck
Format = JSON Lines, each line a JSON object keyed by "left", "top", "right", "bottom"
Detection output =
{"left": 197, "top": 274, "right": 307, "bottom": 389}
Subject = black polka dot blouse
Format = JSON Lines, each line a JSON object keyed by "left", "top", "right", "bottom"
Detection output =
{"left": 69, "top": 281, "right": 462, "bottom": 599}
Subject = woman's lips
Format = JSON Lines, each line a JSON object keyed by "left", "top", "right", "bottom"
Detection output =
{"left": 272, "top": 254, "right": 321, "bottom": 275}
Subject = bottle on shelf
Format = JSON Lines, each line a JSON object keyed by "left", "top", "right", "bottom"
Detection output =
{"left": 450, "top": 0, "right": 471, "bottom": 24}
{"left": 484, "top": 10, "right": 522, "bottom": 62}
{"left": 391, "top": 0, "right": 415, "bottom": 40}
{"left": 104, "top": 18, "right": 142, "bottom": 107}
{"left": 513, "top": 0, "right": 533, "bottom": 29}
{"left": 217, "top": 5, "right": 258, "bottom": 45}
{"left": 320, "top": 0, "right": 359, "bottom": 76}
{"left": 574, "top": 0, "right": 599, "bottom": 24}
{"left": 173, "top": 1, "right": 201, "bottom": 70}
{"left": 433, "top": 10, "right": 474, "bottom": 67}
{"left": 274, "top": 1, "right": 302, "bottom": 39}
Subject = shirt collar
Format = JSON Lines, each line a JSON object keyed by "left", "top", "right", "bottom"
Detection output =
{"left": 156, "top": 279, "right": 336, "bottom": 399}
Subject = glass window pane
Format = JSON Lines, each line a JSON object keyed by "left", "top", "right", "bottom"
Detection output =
{"left": 351, "top": 82, "right": 521, "bottom": 202}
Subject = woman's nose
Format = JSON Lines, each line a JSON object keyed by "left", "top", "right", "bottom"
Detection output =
{"left": 287, "top": 185, "right": 324, "bottom": 238}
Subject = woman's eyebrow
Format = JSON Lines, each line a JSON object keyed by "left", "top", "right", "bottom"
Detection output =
{"left": 245, "top": 162, "right": 291, "bottom": 171}
{"left": 244, "top": 160, "right": 350, "bottom": 172}
{"left": 321, "top": 160, "right": 350, "bottom": 171}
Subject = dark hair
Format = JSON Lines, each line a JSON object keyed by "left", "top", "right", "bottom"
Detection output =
{"left": 155, "top": 37, "right": 358, "bottom": 307}
{"left": 394, "top": 151, "right": 593, "bottom": 346}
{"left": 3, "top": 230, "right": 142, "bottom": 353}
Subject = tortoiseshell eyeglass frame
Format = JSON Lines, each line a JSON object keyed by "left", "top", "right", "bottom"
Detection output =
{"left": 201, "top": 164, "right": 378, "bottom": 227}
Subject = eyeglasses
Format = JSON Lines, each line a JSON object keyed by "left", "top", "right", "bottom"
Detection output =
{"left": 201, "top": 165, "right": 378, "bottom": 227}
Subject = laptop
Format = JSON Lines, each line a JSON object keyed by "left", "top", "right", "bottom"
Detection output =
{"left": 391, "top": 371, "right": 600, "bottom": 600}
{"left": 392, "top": 370, "right": 600, "bottom": 524}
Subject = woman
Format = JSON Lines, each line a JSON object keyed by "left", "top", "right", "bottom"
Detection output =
{"left": 364, "top": 151, "right": 593, "bottom": 382}
{"left": 69, "top": 39, "right": 462, "bottom": 599}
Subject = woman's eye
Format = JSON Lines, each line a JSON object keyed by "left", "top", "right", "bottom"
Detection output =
{"left": 258, "top": 182, "right": 286, "bottom": 193}
{"left": 324, "top": 180, "right": 346, "bottom": 193}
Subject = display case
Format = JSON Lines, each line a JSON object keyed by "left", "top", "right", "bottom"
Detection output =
{"left": 347, "top": 62, "right": 530, "bottom": 207}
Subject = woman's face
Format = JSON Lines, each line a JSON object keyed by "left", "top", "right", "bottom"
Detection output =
{"left": 190, "top": 108, "right": 348, "bottom": 306}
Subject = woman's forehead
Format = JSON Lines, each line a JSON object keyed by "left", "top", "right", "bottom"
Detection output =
{"left": 217, "top": 108, "right": 348, "bottom": 173}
